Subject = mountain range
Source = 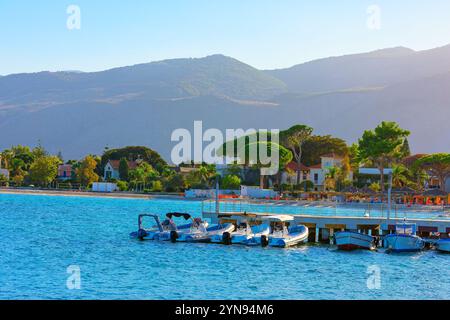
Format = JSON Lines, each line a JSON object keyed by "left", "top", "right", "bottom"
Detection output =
{"left": 1, "top": 45, "right": 449, "bottom": 161}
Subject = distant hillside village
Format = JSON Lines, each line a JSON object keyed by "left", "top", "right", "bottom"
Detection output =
{"left": 1, "top": 121, "right": 449, "bottom": 204}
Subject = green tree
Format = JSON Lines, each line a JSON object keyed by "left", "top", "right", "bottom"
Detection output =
{"left": 392, "top": 164, "right": 409, "bottom": 188}
{"left": 101, "top": 146, "right": 167, "bottom": 174}
{"left": 369, "top": 182, "right": 381, "bottom": 192}
{"left": 119, "top": 158, "right": 129, "bottom": 181}
{"left": 28, "top": 156, "right": 61, "bottom": 187}
{"left": 301, "top": 135, "right": 349, "bottom": 167}
{"left": 116, "top": 180, "right": 128, "bottom": 191}
{"left": 32, "top": 143, "right": 48, "bottom": 159}
{"left": 415, "top": 153, "right": 450, "bottom": 190}
{"left": 400, "top": 138, "right": 411, "bottom": 158}
{"left": 151, "top": 180, "right": 163, "bottom": 192}
{"left": 298, "top": 180, "right": 314, "bottom": 192}
{"left": 358, "top": 121, "right": 410, "bottom": 192}
{"left": 324, "top": 166, "right": 341, "bottom": 191}
{"left": 0, "top": 174, "right": 8, "bottom": 186}
{"left": 77, "top": 156, "right": 100, "bottom": 187}
{"left": 163, "top": 173, "right": 186, "bottom": 192}
{"left": 221, "top": 174, "right": 241, "bottom": 190}
{"left": 234, "top": 140, "right": 292, "bottom": 188}
{"left": 128, "top": 162, "right": 159, "bottom": 190}
{"left": 185, "top": 164, "right": 217, "bottom": 189}
{"left": 280, "top": 125, "right": 313, "bottom": 184}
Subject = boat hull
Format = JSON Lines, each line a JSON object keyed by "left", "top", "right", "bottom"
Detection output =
{"left": 177, "top": 230, "right": 210, "bottom": 243}
{"left": 384, "top": 234, "right": 424, "bottom": 252}
{"left": 436, "top": 239, "right": 450, "bottom": 253}
{"left": 269, "top": 226, "right": 309, "bottom": 248}
{"left": 209, "top": 224, "right": 236, "bottom": 243}
{"left": 335, "top": 231, "right": 375, "bottom": 251}
{"left": 232, "top": 225, "right": 270, "bottom": 245}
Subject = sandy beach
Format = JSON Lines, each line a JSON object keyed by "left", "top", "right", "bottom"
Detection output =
{"left": 0, "top": 187, "right": 188, "bottom": 200}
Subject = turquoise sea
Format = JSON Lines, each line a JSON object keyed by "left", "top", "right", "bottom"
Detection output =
{"left": 0, "top": 193, "right": 449, "bottom": 300}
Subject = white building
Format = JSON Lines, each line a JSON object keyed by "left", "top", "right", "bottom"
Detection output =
{"left": 103, "top": 160, "right": 138, "bottom": 180}
{"left": 281, "top": 153, "right": 352, "bottom": 191}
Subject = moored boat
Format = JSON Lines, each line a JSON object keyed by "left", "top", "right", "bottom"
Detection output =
{"left": 175, "top": 217, "right": 211, "bottom": 243}
{"left": 261, "top": 215, "right": 309, "bottom": 248}
{"left": 334, "top": 231, "right": 376, "bottom": 251}
{"left": 209, "top": 223, "right": 236, "bottom": 244}
{"left": 384, "top": 222, "right": 424, "bottom": 253}
{"left": 130, "top": 213, "right": 205, "bottom": 241}
{"left": 435, "top": 238, "right": 450, "bottom": 253}
{"left": 230, "top": 222, "right": 271, "bottom": 245}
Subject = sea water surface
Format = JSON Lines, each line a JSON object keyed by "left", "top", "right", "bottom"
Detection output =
{"left": 0, "top": 193, "right": 449, "bottom": 300}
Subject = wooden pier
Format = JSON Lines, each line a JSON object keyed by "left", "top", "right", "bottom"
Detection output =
{"left": 202, "top": 200, "right": 450, "bottom": 242}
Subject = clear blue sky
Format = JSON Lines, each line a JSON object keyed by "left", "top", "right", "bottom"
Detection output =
{"left": 1, "top": 0, "right": 450, "bottom": 75}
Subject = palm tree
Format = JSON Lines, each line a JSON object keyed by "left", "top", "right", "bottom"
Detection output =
{"left": 0, "top": 149, "right": 13, "bottom": 169}
{"left": 392, "top": 164, "right": 409, "bottom": 188}
{"left": 324, "top": 166, "right": 341, "bottom": 191}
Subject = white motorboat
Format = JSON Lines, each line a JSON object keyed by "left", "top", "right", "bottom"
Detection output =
{"left": 334, "top": 231, "right": 376, "bottom": 251}
{"left": 261, "top": 215, "right": 309, "bottom": 248}
{"left": 175, "top": 217, "right": 211, "bottom": 243}
{"left": 229, "top": 222, "right": 271, "bottom": 245}
{"left": 384, "top": 222, "right": 424, "bottom": 253}
{"left": 129, "top": 213, "right": 199, "bottom": 241}
{"left": 209, "top": 223, "right": 236, "bottom": 244}
{"left": 435, "top": 238, "right": 450, "bottom": 253}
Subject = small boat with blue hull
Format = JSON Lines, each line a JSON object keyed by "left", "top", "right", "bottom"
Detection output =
{"left": 435, "top": 238, "right": 450, "bottom": 253}
{"left": 229, "top": 222, "right": 271, "bottom": 245}
{"left": 208, "top": 223, "right": 236, "bottom": 244}
{"left": 130, "top": 213, "right": 207, "bottom": 241}
{"left": 172, "top": 217, "right": 212, "bottom": 243}
{"left": 261, "top": 215, "right": 309, "bottom": 248}
{"left": 384, "top": 222, "right": 424, "bottom": 253}
{"left": 334, "top": 231, "right": 376, "bottom": 251}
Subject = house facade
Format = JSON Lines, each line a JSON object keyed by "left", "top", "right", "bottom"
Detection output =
{"left": 103, "top": 160, "right": 138, "bottom": 180}
{"left": 281, "top": 154, "right": 352, "bottom": 191}
{"left": 57, "top": 164, "right": 74, "bottom": 181}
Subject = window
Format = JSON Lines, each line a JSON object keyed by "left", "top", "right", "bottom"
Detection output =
{"left": 314, "top": 173, "right": 318, "bottom": 182}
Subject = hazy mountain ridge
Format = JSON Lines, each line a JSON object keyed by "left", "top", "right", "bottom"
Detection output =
{"left": 1, "top": 46, "right": 449, "bottom": 160}
{"left": 266, "top": 44, "right": 450, "bottom": 93}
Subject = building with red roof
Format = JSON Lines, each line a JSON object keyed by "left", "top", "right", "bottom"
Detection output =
{"left": 281, "top": 154, "right": 352, "bottom": 191}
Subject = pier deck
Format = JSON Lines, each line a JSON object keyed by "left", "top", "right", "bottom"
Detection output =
{"left": 203, "top": 211, "right": 450, "bottom": 233}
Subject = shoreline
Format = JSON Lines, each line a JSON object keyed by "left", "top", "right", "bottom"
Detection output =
{"left": 0, "top": 188, "right": 193, "bottom": 201}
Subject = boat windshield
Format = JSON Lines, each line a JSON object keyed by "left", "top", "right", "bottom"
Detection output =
{"left": 396, "top": 223, "right": 416, "bottom": 235}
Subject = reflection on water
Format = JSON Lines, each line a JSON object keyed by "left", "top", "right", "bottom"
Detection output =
{"left": 0, "top": 194, "right": 449, "bottom": 300}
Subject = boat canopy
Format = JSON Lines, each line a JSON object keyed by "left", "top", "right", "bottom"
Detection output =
{"left": 261, "top": 215, "right": 295, "bottom": 222}
{"left": 395, "top": 223, "right": 417, "bottom": 235}
{"left": 166, "top": 212, "right": 192, "bottom": 220}
{"left": 138, "top": 214, "right": 163, "bottom": 232}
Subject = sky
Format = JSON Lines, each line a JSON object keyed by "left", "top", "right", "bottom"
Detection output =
{"left": 1, "top": 0, "right": 450, "bottom": 75}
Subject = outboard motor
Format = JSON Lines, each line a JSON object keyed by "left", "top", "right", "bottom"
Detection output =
{"left": 222, "top": 232, "right": 232, "bottom": 245}
{"left": 261, "top": 235, "right": 269, "bottom": 247}
{"left": 170, "top": 231, "right": 179, "bottom": 243}
{"left": 137, "top": 229, "right": 148, "bottom": 241}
